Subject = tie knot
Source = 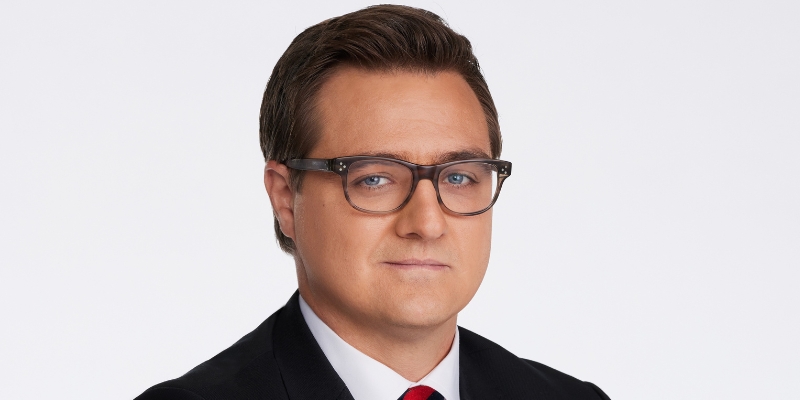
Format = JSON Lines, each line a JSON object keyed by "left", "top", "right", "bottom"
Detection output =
{"left": 399, "top": 385, "right": 444, "bottom": 400}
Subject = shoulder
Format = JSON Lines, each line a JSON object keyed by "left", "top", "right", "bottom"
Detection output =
{"left": 134, "top": 309, "right": 287, "bottom": 400}
{"left": 458, "top": 327, "right": 610, "bottom": 400}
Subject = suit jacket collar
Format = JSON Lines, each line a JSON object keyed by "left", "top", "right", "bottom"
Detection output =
{"left": 273, "top": 291, "right": 354, "bottom": 400}
{"left": 458, "top": 326, "right": 502, "bottom": 400}
{"left": 274, "top": 292, "right": 504, "bottom": 400}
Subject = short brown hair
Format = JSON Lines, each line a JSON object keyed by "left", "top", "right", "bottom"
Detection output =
{"left": 260, "top": 4, "right": 502, "bottom": 254}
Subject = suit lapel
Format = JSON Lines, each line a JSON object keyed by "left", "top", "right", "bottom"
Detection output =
{"left": 273, "top": 291, "right": 353, "bottom": 400}
{"left": 459, "top": 327, "right": 502, "bottom": 400}
{"left": 274, "top": 296, "right": 505, "bottom": 400}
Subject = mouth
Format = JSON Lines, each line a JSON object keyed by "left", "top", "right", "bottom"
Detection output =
{"left": 383, "top": 258, "right": 450, "bottom": 270}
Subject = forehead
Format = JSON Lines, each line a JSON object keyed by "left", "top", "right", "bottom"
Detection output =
{"left": 311, "top": 67, "right": 491, "bottom": 164}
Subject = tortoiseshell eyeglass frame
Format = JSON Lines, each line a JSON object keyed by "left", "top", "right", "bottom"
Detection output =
{"left": 286, "top": 156, "right": 512, "bottom": 216}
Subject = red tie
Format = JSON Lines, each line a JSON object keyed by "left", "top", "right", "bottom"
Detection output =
{"left": 398, "top": 385, "right": 444, "bottom": 400}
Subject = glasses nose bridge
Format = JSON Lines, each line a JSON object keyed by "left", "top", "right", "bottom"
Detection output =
{"left": 414, "top": 164, "right": 438, "bottom": 182}
{"left": 406, "top": 164, "right": 441, "bottom": 202}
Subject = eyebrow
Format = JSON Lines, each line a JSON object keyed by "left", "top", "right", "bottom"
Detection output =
{"left": 356, "top": 148, "right": 492, "bottom": 164}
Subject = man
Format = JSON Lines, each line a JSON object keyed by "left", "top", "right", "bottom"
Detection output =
{"left": 136, "top": 5, "right": 609, "bottom": 400}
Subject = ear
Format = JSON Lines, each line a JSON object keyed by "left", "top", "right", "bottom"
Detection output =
{"left": 264, "top": 160, "right": 296, "bottom": 240}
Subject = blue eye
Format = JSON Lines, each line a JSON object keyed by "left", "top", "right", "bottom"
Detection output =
{"left": 363, "top": 176, "right": 388, "bottom": 186}
{"left": 446, "top": 174, "right": 466, "bottom": 185}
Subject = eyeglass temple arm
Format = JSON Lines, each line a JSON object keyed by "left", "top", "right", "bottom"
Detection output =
{"left": 285, "top": 159, "right": 331, "bottom": 171}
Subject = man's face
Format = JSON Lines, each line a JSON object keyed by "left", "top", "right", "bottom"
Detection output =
{"left": 291, "top": 68, "right": 493, "bottom": 332}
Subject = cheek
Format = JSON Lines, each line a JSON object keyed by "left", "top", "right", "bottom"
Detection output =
{"left": 454, "top": 212, "right": 492, "bottom": 262}
{"left": 451, "top": 212, "right": 492, "bottom": 293}
{"left": 293, "top": 185, "right": 390, "bottom": 286}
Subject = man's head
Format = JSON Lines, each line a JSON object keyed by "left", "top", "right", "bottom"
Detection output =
{"left": 261, "top": 5, "right": 504, "bottom": 333}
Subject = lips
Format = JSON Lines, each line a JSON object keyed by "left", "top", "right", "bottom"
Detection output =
{"left": 383, "top": 258, "right": 449, "bottom": 269}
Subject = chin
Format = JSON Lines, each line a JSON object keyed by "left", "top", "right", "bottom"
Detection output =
{"left": 380, "top": 293, "right": 460, "bottom": 330}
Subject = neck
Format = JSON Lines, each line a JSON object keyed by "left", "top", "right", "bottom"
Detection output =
{"left": 299, "top": 286, "right": 457, "bottom": 382}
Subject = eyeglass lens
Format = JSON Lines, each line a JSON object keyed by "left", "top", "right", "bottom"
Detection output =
{"left": 345, "top": 160, "right": 500, "bottom": 213}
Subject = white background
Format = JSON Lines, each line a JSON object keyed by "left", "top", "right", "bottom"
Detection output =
{"left": 1, "top": 1, "right": 798, "bottom": 399}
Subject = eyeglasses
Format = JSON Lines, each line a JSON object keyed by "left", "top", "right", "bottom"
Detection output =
{"left": 286, "top": 156, "right": 512, "bottom": 216}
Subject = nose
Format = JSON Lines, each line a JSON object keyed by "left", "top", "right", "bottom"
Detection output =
{"left": 394, "top": 179, "right": 447, "bottom": 241}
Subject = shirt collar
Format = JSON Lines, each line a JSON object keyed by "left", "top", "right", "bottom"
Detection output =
{"left": 299, "top": 295, "right": 460, "bottom": 400}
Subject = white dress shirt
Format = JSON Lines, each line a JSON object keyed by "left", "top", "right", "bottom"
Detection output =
{"left": 299, "top": 295, "right": 460, "bottom": 400}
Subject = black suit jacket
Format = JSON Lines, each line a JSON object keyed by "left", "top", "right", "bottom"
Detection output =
{"left": 135, "top": 292, "right": 610, "bottom": 400}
